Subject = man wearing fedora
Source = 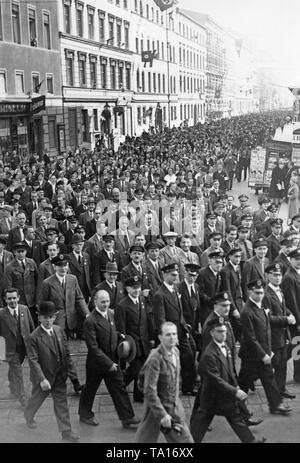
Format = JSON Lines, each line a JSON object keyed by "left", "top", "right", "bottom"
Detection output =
{"left": 24, "top": 301, "right": 80, "bottom": 442}
{"left": 0, "top": 287, "right": 35, "bottom": 407}
{"left": 115, "top": 276, "right": 155, "bottom": 403}
{"left": 88, "top": 262, "right": 124, "bottom": 312}
{"left": 4, "top": 242, "right": 38, "bottom": 325}
{"left": 79, "top": 289, "right": 140, "bottom": 428}
{"left": 135, "top": 321, "right": 193, "bottom": 443}
{"left": 68, "top": 233, "right": 92, "bottom": 303}
{"left": 78, "top": 197, "right": 96, "bottom": 227}
{"left": 92, "top": 234, "right": 123, "bottom": 286}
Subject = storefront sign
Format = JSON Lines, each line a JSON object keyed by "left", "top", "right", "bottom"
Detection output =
{"left": 249, "top": 148, "right": 266, "bottom": 187}
{"left": 0, "top": 101, "right": 29, "bottom": 115}
{"left": 30, "top": 95, "right": 46, "bottom": 114}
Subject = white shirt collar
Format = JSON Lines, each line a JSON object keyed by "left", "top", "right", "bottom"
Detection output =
{"left": 214, "top": 340, "right": 226, "bottom": 350}
{"left": 95, "top": 307, "right": 108, "bottom": 318}
{"left": 229, "top": 261, "right": 239, "bottom": 272}
{"left": 164, "top": 281, "right": 174, "bottom": 293}
{"left": 8, "top": 305, "right": 19, "bottom": 317}
{"left": 132, "top": 261, "right": 142, "bottom": 270}
{"left": 249, "top": 297, "right": 262, "bottom": 309}
{"left": 268, "top": 283, "right": 281, "bottom": 293}
{"left": 209, "top": 265, "right": 218, "bottom": 276}
{"left": 106, "top": 280, "right": 116, "bottom": 288}
{"left": 128, "top": 294, "right": 139, "bottom": 304}
{"left": 40, "top": 324, "right": 53, "bottom": 336}
{"left": 55, "top": 273, "right": 65, "bottom": 284}
{"left": 184, "top": 278, "right": 194, "bottom": 291}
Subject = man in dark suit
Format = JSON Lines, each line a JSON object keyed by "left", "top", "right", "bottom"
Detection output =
{"left": 177, "top": 263, "right": 201, "bottom": 354}
{"left": 144, "top": 241, "right": 163, "bottom": 300}
{"left": 4, "top": 242, "right": 38, "bottom": 325}
{"left": 6, "top": 211, "right": 27, "bottom": 252}
{"left": 0, "top": 237, "right": 13, "bottom": 306}
{"left": 93, "top": 234, "right": 123, "bottom": 286}
{"left": 85, "top": 208, "right": 103, "bottom": 240}
{"left": 220, "top": 247, "right": 243, "bottom": 340}
{"left": 281, "top": 248, "right": 300, "bottom": 383}
{"left": 88, "top": 262, "right": 124, "bottom": 312}
{"left": 111, "top": 216, "right": 136, "bottom": 266}
{"left": 25, "top": 191, "right": 39, "bottom": 225}
{"left": 203, "top": 213, "right": 217, "bottom": 250}
{"left": 221, "top": 226, "right": 238, "bottom": 258}
{"left": 196, "top": 251, "right": 224, "bottom": 325}
{"left": 68, "top": 233, "right": 92, "bottom": 303}
{"left": 24, "top": 302, "right": 80, "bottom": 442}
{"left": 0, "top": 205, "right": 16, "bottom": 240}
{"left": 273, "top": 238, "right": 294, "bottom": 274}
{"left": 44, "top": 174, "right": 57, "bottom": 202}
{"left": 121, "top": 245, "right": 150, "bottom": 294}
{"left": 84, "top": 221, "right": 106, "bottom": 258}
{"left": 231, "top": 194, "right": 249, "bottom": 227}
{"left": 242, "top": 238, "right": 269, "bottom": 301}
{"left": 238, "top": 279, "right": 292, "bottom": 415}
{"left": 266, "top": 218, "right": 283, "bottom": 262}
{"left": 115, "top": 276, "right": 155, "bottom": 402}
{"left": 153, "top": 263, "right": 196, "bottom": 395}
{"left": 23, "top": 225, "right": 45, "bottom": 267}
{"left": 190, "top": 319, "right": 263, "bottom": 443}
{"left": 0, "top": 288, "right": 35, "bottom": 406}
{"left": 78, "top": 198, "right": 95, "bottom": 228}
{"left": 263, "top": 263, "right": 296, "bottom": 399}
{"left": 78, "top": 289, "right": 140, "bottom": 428}
{"left": 258, "top": 204, "right": 279, "bottom": 238}
{"left": 37, "top": 242, "right": 61, "bottom": 300}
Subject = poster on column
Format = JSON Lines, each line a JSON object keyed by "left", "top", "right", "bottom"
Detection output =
{"left": 248, "top": 148, "right": 266, "bottom": 187}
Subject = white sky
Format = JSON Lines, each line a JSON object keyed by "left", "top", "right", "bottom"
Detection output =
{"left": 179, "top": 0, "right": 300, "bottom": 86}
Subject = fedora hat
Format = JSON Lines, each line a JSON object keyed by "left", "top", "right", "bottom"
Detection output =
{"left": 101, "top": 262, "right": 120, "bottom": 273}
{"left": 71, "top": 233, "right": 84, "bottom": 245}
{"left": 117, "top": 334, "right": 136, "bottom": 363}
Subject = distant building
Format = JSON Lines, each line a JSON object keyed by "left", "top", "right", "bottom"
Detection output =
{"left": 0, "top": 0, "right": 63, "bottom": 157}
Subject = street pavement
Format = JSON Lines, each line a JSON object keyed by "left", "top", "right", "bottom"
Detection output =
{"left": 0, "top": 179, "right": 296, "bottom": 444}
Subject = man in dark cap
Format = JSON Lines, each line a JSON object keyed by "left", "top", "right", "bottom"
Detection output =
{"left": 235, "top": 225, "right": 253, "bottom": 269}
{"left": 273, "top": 238, "right": 294, "bottom": 274}
{"left": 231, "top": 194, "right": 249, "bottom": 226}
{"left": 203, "top": 213, "right": 217, "bottom": 250}
{"left": 266, "top": 218, "right": 283, "bottom": 262}
{"left": 68, "top": 233, "right": 92, "bottom": 303}
{"left": 259, "top": 204, "right": 279, "bottom": 237}
{"left": 4, "top": 242, "right": 38, "bottom": 325}
{"left": 153, "top": 263, "right": 196, "bottom": 395}
{"left": 144, "top": 241, "right": 164, "bottom": 297}
{"left": 115, "top": 276, "right": 155, "bottom": 402}
{"left": 196, "top": 251, "right": 224, "bottom": 325}
{"left": 263, "top": 263, "right": 296, "bottom": 398}
{"left": 282, "top": 248, "right": 300, "bottom": 383}
{"left": 79, "top": 289, "right": 140, "bottom": 428}
{"left": 190, "top": 318, "right": 265, "bottom": 443}
{"left": 88, "top": 262, "right": 124, "bottom": 312}
{"left": 200, "top": 231, "right": 223, "bottom": 267}
{"left": 24, "top": 301, "right": 80, "bottom": 442}
{"left": 121, "top": 245, "right": 150, "bottom": 295}
{"left": 242, "top": 238, "right": 269, "bottom": 301}
{"left": 238, "top": 279, "right": 292, "bottom": 415}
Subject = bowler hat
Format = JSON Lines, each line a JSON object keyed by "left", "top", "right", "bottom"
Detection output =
{"left": 37, "top": 301, "right": 57, "bottom": 317}
{"left": 117, "top": 334, "right": 136, "bottom": 363}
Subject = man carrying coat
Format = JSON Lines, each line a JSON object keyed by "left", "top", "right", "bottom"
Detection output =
{"left": 0, "top": 287, "right": 35, "bottom": 407}
{"left": 24, "top": 301, "right": 80, "bottom": 442}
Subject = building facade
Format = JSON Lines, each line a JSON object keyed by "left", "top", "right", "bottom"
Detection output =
{"left": 0, "top": 0, "right": 63, "bottom": 157}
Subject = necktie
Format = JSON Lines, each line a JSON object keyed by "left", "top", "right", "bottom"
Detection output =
{"left": 13, "top": 310, "right": 18, "bottom": 321}
{"left": 22, "top": 261, "right": 25, "bottom": 270}
{"left": 20, "top": 228, "right": 24, "bottom": 241}
{"left": 191, "top": 286, "right": 196, "bottom": 298}
{"left": 124, "top": 233, "right": 130, "bottom": 248}
{"left": 244, "top": 241, "right": 251, "bottom": 259}
{"left": 61, "top": 279, "right": 65, "bottom": 290}
{"left": 78, "top": 255, "right": 81, "bottom": 264}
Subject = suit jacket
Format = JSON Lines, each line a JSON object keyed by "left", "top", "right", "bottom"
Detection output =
{"left": 202, "top": 312, "right": 236, "bottom": 357}
{"left": 44, "top": 182, "right": 57, "bottom": 202}
{"left": 258, "top": 218, "right": 273, "bottom": 238}
{"left": 40, "top": 274, "right": 89, "bottom": 330}
{"left": 177, "top": 280, "right": 200, "bottom": 329}
{"left": 253, "top": 208, "right": 269, "bottom": 233}
{"left": 85, "top": 233, "right": 104, "bottom": 258}
{"left": 37, "top": 259, "right": 56, "bottom": 300}
{"left": 144, "top": 258, "right": 163, "bottom": 297}
{"left": 196, "top": 266, "right": 223, "bottom": 324}
{"left": 221, "top": 240, "right": 235, "bottom": 259}
{"left": 121, "top": 261, "right": 150, "bottom": 291}
{"left": 0, "top": 305, "right": 35, "bottom": 361}
{"left": 215, "top": 216, "right": 226, "bottom": 239}
{"left": 220, "top": 262, "right": 243, "bottom": 312}
{"left": 158, "top": 245, "right": 182, "bottom": 268}
{"left": 266, "top": 234, "right": 283, "bottom": 263}
{"left": 27, "top": 324, "right": 74, "bottom": 386}
{"left": 273, "top": 252, "right": 291, "bottom": 275}
{"left": 6, "top": 226, "right": 25, "bottom": 252}
{"left": 85, "top": 219, "right": 97, "bottom": 240}
{"left": 111, "top": 229, "right": 135, "bottom": 266}
{"left": 83, "top": 308, "right": 120, "bottom": 373}
{"left": 177, "top": 249, "right": 200, "bottom": 280}
{"left": 0, "top": 250, "right": 14, "bottom": 305}
{"left": 263, "top": 285, "right": 291, "bottom": 350}
{"left": 78, "top": 211, "right": 94, "bottom": 227}
{"left": 92, "top": 249, "right": 123, "bottom": 286}
{"left": 239, "top": 299, "right": 272, "bottom": 361}
{"left": 153, "top": 284, "right": 187, "bottom": 337}
{"left": 89, "top": 280, "right": 124, "bottom": 312}
{"left": 68, "top": 251, "right": 92, "bottom": 295}
{"left": 198, "top": 341, "right": 238, "bottom": 414}
{"left": 19, "top": 186, "right": 32, "bottom": 205}
{"left": 115, "top": 295, "right": 153, "bottom": 357}
{"left": 4, "top": 258, "right": 38, "bottom": 307}
{"left": 235, "top": 238, "right": 253, "bottom": 264}
{"left": 282, "top": 266, "right": 300, "bottom": 327}
{"left": 0, "top": 217, "right": 16, "bottom": 240}
{"left": 25, "top": 201, "right": 39, "bottom": 224}
{"left": 242, "top": 256, "right": 269, "bottom": 301}
{"left": 23, "top": 239, "right": 45, "bottom": 267}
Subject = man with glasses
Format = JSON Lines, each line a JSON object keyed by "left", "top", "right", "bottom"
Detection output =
{"left": 238, "top": 279, "right": 292, "bottom": 416}
{"left": 200, "top": 232, "right": 223, "bottom": 268}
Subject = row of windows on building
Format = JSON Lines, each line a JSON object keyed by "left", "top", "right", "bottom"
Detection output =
{"left": 179, "top": 74, "right": 205, "bottom": 94}
{"left": 63, "top": 1, "right": 129, "bottom": 49}
{"left": 179, "top": 46, "right": 206, "bottom": 71}
{"left": 65, "top": 50, "right": 131, "bottom": 90}
{"left": 133, "top": 1, "right": 166, "bottom": 26}
{"left": 0, "top": 2, "right": 52, "bottom": 49}
{"left": 136, "top": 103, "right": 205, "bottom": 125}
{"left": 135, "top": 37, "right": 176, "bottom": 63}
{"left": 0, "top": 69, "right": 54, "bottom": 95}
{"left": 178, "top": 21, "right": 206, "bottom": 46}
{"left": 136, "top": 70, "right": 175, "bottom": 94}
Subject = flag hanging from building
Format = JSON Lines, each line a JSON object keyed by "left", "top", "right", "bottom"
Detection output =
{"left": 141, "top": 50, "right": 158, "bottom": 67}
{"left": 153, "top": 0, "right": 177, "bottom": 11}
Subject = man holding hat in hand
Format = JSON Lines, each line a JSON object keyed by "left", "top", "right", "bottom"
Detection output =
{"left": 24, "top": 301, "right": 80, "bottom": 442}
{"left": 79, "top": 289, "right": 140, "bottom": 428}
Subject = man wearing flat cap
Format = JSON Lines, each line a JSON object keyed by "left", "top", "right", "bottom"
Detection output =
{"left": 242, "top": 238, "right": 269, "bottom": 301}
{"left": 115, "top": 276, "right": 155, "bottom": 402}
{"left": 263, "top": 263, "right": 296, "bottom": 399}
{"left": 238, "top": 279, "right": 292, "bottom": 415}
{"left": 153, "top": 263, "right": 196, "bottom": 395}
{"left": 282, "top": 248, "right": 300, "bottom": 383}
{"left": 78, "top": 198, "right": 96, "bottom": 228}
